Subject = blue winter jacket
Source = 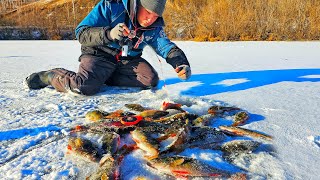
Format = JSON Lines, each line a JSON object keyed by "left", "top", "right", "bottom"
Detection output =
{"left": 75, "top": 0, "right": 189, "bottom": 68}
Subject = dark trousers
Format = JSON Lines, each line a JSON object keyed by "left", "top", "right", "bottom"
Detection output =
{"left": 50, "top": 54, "right": 159, "bottom": 95}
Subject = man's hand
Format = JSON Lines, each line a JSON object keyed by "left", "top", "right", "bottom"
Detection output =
{"left": 109, "top": 23, "right": 130, "bottom": 41}
{"left": 175, "top": 65, "right": 191, "bottom": 80}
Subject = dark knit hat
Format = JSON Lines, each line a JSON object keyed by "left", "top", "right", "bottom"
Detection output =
{"left": 139, "top": 0, "right": 167, "bottom": 16}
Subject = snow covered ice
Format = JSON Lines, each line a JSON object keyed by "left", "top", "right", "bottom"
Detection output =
{"left": 0, "top": 41, "right": 320, "bottom": 179}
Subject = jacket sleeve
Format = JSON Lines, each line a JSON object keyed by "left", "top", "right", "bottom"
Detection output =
{"left": 148, "top": 27, "right": 190, "bottom": 68}
{"left": 166, "top": 46, "right": 190, "bottom": 68}
{"left": 75, "top": 0, "right": 113, "bottom": 46}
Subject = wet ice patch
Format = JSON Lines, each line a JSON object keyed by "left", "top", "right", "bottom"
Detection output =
{"left": 299, "top": 75, "right": 320, "bottom": 79}
{"left": 162, "top": 81, "right": 202, "bottom": 96}
{"left": 211, "top": 78, "right": 250, "bottom": 86}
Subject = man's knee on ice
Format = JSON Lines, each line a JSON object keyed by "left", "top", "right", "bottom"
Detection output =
{"left": 134, "top": 62, "right": 159, "bottom": 87}
{"left": 136, "top": 71, "right": 159, "bottom": 88}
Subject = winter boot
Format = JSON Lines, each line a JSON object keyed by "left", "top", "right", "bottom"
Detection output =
{"left": 25, "top": 71, "right": 54, "bottom": 89}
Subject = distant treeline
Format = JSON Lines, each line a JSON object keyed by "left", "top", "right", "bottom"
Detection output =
{"left": 1, "top": 0, "right": 319, "bottom": 41}
{"left": 0, "top": 0, "right": 97, "bottom": 40}
{"left": 0, "top": 26, "right": 73, "bottom": 40}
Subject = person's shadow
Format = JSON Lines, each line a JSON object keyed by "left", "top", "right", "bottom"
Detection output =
{"left": 158, "top": 68, "right": 320, "bottom": 96}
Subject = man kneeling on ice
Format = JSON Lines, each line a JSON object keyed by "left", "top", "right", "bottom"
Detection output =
{"left": 26, "top": 0, "right": 191, "bottom": 95}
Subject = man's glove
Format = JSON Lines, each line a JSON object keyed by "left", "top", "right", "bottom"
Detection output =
{"left": 175, "top": 65, "right": 191, "bottom": 80}
{"left": 109, "top": 23, "right": 129, "bottom": 41}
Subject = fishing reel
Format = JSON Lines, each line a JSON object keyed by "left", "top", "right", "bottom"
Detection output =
{"left": 119, "top": 30, "right": 136, "bottom": 57}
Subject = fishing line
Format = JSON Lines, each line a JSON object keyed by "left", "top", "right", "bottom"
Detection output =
{"left": 140, "top": 40, "right": 167, "bottom": 89}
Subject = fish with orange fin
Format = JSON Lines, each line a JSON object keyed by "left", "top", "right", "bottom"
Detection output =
{"left": 105, "top": 110, "right": 136, "bottom": 119}
{"left": 160, "top": 127, "right": 190, "bottom": 154}
{"left": 86, "top": 145, "right": 136, "bottom": 180}
{"left": 221, "top": 140, "right": 261, "bottom": 154}
{"left": 153, "top": 112, "right": 198, "bottom": 125}
{"left": 101, "top": 132, "right": 120, "bottom": 155}
{"left": 187, "top": 126, "right": 227, "bottom": 148}
{"left": 131, "top": 122, "right": 170, "bottom": 160}
{"left": 71, "top": 120, "right": 135, "bottom": 135}
{"left": 161, "top": 126, "right": 227, "bottom": 154}
{"left": 85, "top": 109, "right": 135, "bottom": 122}
{"left": 232, "top": 111, "right": 250, "bottom": 126}
{"left": 86, "top": 154, "right": 117, "bottom": 180}
{"left": 85, "top": 110, "right": 107, "bottom": 122}
{"left": 125, "top": 103, "right": 149, "bottom": 112}
{"left": 147, "top": 156, "right": 246, "bottom": 179}
{"left": 220, "top": 140, "right": 262, "bottom": 163}
{"left": 138, "top": 109, "right": 169, "bottom": 120}
{"left": 219, "top": 126, "right": 273, "bottom": 141}
{"left": 192, "top": 114, "right": 215, "bottom": 127}
{"left": 125, "top": 103, "right": 170, "bottom": 120}
{"left": 208, "top": 105, "right": 241, "bottom": 117}
{"left": 161, "top": 101, "right": 186, "bottom": 112}
{"left": 131, "top": 127, "right": 160, "bottom": 160}
{"left": 66, "top": 136, "right": 100, "bottom": 162}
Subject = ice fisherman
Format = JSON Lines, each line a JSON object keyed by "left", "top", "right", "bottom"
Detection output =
{"left": 26, "top": 0, "right": 191, "bottom": 95}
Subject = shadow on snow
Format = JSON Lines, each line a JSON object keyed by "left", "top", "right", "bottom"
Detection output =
{"left": 0, "top": 125, "right": 61, "bottom": 141}
{"left": 158, "top": 68, "right": 320, "bottom": 96}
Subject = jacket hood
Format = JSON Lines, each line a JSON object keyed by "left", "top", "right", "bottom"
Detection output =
{"left": 121, "top": 0, "right": 165, "bottom": 28}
